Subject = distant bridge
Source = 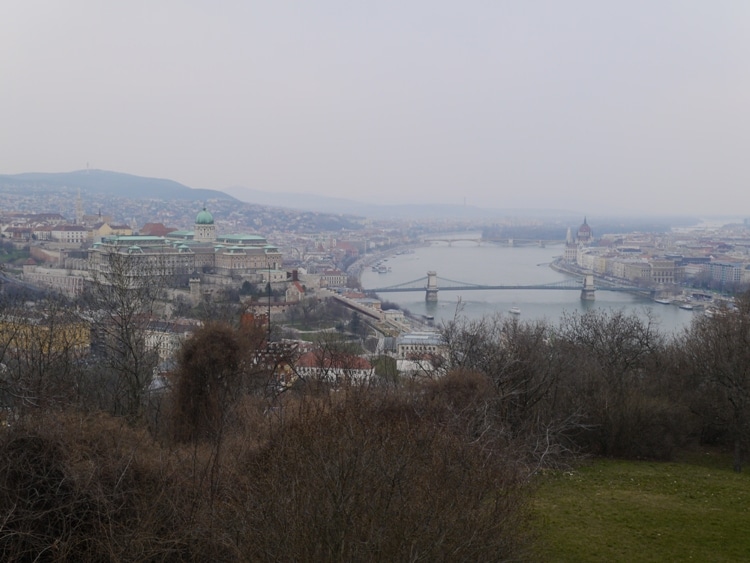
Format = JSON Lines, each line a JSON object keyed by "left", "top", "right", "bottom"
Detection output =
{"left": 367, "top": 272, "right": 646, "bottom": 302}
{"left": 423, "top": 237, "right": 566, "bottom": 247}
{"left": 423, "top": 237, "right": 483, "bottom": 246}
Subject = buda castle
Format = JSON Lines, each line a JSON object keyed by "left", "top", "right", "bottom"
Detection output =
{"left": 88, "top": 207, "right": 284, "bottom": 284}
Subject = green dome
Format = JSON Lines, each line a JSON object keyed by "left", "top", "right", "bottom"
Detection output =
{"left": 195, "top": 207, "right": 214, "bottom": 225}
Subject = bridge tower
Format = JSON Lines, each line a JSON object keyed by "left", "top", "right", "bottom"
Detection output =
{"left": 425, "top": 270, "right": 439, "bottom": 302}
{"left": 580, "top": 273, "right": 595, "bottom": 301}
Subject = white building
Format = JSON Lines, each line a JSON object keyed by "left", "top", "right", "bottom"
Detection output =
{"left": 395, "top": 331, "right": 445, "bottom": 359}
{"left": 51, "top": 225, "right": 88, "bottom": 244}
{"left": 296, "top": 351, "right": 375, "bottom": 383}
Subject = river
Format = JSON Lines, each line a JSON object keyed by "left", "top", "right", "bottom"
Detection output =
{"left": 360, "top": 241, "right": 695, "bottom": 335}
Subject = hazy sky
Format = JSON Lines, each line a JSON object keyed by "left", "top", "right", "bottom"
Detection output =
{"left": 2, "top": 1, "right": 750, "bottom": 215}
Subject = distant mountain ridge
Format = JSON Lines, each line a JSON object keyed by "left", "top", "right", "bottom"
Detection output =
{"left": 0, "top": 170, "right": 573, "bottom": 220}
{"left": 0, "top": 170, "right": 605, "bottom": 222}
{"left": 0, "top": 170, "right": 236, "bottom": 202}
{"left": 227, "top": 187, "right": 575, "bottom": 221}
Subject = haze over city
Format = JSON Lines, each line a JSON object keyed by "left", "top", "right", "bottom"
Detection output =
{"left": 3, "top": 1, "right": 749, "bottom": 216}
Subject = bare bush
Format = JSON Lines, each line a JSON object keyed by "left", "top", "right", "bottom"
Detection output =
{"left": 171, "top": 322, "right": 244, "bottom": 443}
{"left": 241, "top": 389, "right": 534, "bottom": 561}
{"left": 0, "top": 389, "right": 536, "bottom": 561}
{"left": 0, "top": 412, "right": 188, "bottom": 560}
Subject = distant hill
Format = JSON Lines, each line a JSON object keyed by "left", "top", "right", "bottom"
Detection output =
{"left": 0, "top": 170, "right": 236, "bottom": 202}
{"left": 228, "top": 187, "right": 577, "bottom": 221}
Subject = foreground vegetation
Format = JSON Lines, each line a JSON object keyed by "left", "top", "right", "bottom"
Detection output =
{"left": 3, "top": 268, "right": 750, "bottom": 559}
{"left": 0, "top": 382, "right": 535, "bottom": 561}
{"left": 534, "top": 452, "right": 750, "bottom": 562}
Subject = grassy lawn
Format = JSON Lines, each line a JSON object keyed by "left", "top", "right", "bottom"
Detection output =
{"left": 0, "top": 249, "right": 30, "bottom": 265}
{"left": 284, "top": 321, "right": 337, "bottom": 332}
{"left": 532, "top": 450, "right": 750, "bottom": 562}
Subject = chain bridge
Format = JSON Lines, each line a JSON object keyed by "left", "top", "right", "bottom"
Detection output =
{"left": 367, "top": 271, "right": 647, "bottom": 302}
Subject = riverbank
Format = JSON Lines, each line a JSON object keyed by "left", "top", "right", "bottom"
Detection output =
{"left": 346, "top": 244, "right": 424, "bottom": 284}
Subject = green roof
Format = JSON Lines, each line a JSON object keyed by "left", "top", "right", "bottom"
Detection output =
{"left": 217, "top": 234, "right": 266, "bottom": 243}
{"left": 101, "top": 235, "right": 166, "bottom": 244}
{"left": 195, "top": 207, "right": 214, "bottom": 225}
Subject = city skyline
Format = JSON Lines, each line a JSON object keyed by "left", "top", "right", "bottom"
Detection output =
{"left": 3, "top": 1, "right": 750, "bottom": 216}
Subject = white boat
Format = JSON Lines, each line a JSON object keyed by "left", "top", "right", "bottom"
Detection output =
{"left": 678, "top": 303, "right": 694, "bottom": 311}
{"left": 509, "top": 306, "right": 521, "bottom": 315}
{"left": 654, "top": 298, "right": 672, "bottom": 305}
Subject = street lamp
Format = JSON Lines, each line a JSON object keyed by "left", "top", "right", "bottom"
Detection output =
{"left": 267, "top": 252, "right": 272, "bottom": 345}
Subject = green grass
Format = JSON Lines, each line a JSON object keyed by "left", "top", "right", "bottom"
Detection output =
{"left": 0, "top": 248, "right": 29, "bottom": 265}
{"left": 284, "top": 321, "right": 337, "bottom": 332}
{"left": 532, "top": 451, "right": 750, "bottom": 562}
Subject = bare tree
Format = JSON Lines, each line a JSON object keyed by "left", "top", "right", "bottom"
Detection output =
{"left": 556, "top": 309, "right": 674, "bottom": 457}
{"left": 682, "top": 293, "right": 750, "bottom": 471}
{"left": 0, "top": 291, "right": 86, "bottom": 413}
{"left": 440, "top": 313, "right": 578, "bottom": 465}
{"left": 81, "top": 252, "right": 169, "bottom": 420}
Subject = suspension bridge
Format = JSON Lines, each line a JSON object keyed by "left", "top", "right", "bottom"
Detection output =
{"left": 367, "top": 271, "right": 648, "bottom": 302}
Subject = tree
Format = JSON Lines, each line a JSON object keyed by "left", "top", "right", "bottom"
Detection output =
{"left": 556, "top": 309, "right": 676, "bottom": 458}
{"left": 440, "top": 313, "right": 577, "bottom": 465}
{"left": 239, "top": 280, "right": 255, "bottom": 296}
{"left": 348, "top": 311, "right": 369, "bottom": 340}
{"left": 172, "top": 322, "right": 244, "bottom": 442}
{"left": 0, "top": 291, "right": 87, "bottom": 413}
{"left": 81, "top": 252, "right": 168, "bottom": 420}
{"left": 348, "top": 311, "right": 361, "bottom": 335}
{"left": 683, "top": 293, "right": 750, "bottom": 471}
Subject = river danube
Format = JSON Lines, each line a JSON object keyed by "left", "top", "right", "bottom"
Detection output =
{"left": 360, "top": 241, "right": 695, "bottom": 335}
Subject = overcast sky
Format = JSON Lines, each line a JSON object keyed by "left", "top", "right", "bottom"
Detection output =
{"left": 2, "top": 1, "right": 750, "bottom": 215}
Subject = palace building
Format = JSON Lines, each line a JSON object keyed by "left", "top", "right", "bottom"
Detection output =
{"left": 88, "top": 207, "right": 283, "bottom": 283}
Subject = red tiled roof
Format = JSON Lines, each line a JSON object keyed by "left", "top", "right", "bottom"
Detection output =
{"left": 297, "top": 351, "right": 372, "bottom": 370}
{"left": 140, "top": 223, "right": 176, "bottom": 236}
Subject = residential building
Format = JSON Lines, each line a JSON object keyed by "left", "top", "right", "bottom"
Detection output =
{"left": 296, "top": 351, "right": 375, "bottom": 382}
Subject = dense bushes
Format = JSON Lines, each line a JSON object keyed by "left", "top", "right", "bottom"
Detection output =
{"left": 244, "top": 389, "right": 533, "bottom": 561}
{"left": 0, "top": 413, "right": 189, "bottom": 561}
{"left": 0, "top": 388, "right": 536, "bottom": 561}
